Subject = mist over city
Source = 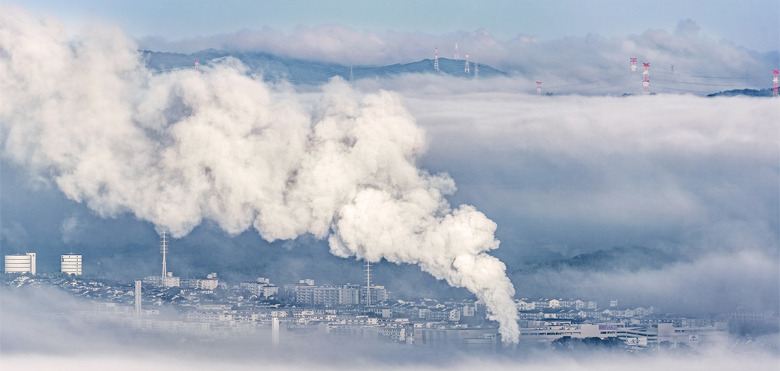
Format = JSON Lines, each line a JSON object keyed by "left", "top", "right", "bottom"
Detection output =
{"left": 1, "top": 1, "right": 778, "bottom": 370}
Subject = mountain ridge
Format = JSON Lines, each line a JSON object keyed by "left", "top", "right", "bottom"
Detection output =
{"left": 141, "top": 49, "right": 508, "bottom": 84}
{"left": 509, "top": 245, "right": 686, "bottom": 275}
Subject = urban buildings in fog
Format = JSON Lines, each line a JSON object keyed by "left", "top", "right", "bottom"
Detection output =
{"left": 143, "top": 272, "right": 181, "bottom": 288}
{"left": 284, "top": 279, "right": 388, "bottom": 306}
{"left": 3, "top": 248, "right": 774, "bottom": 352}
{"left": 240, "top": 277, "right": 279, "bottom": 297}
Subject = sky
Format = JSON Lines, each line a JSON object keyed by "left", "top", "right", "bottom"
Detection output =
{"left": 13, "top": 0, "right": 780, "bottom": 53}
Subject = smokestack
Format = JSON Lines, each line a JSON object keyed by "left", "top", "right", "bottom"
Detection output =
{"left": 272, "top": 317, "right": 280, "bottom": 346}
{"left": 134, "top": 280, "right": 142, "bottom": 318}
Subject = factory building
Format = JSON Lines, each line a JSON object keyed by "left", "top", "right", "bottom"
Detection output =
{"left": 285, "top": 279, "right": 389, "bottom": 306}
{"left": 412, "top": 327, "right": 500, "bottom": 351}
{"left": 285, "top": 280, "right": 361, "bottom": 306}
{"left": 143, "top": 272, "right": 180, "bottom": 287}
{"left": 516, "top": 320, "right": 728, "bottom": 348}
{"left": 361, "top": 285, "right": 389, "bottom": 305}
{"left": 239, "top": 277, "right": 279, "bottom": 297}
{"left": 182, "top": 273, "right": 221, "bottom": 290}
{"left": 61, "top": 254, "right": 83, "bottom": 276}
{"left": 5, "top": 253, "right": 36, "bottom": 275}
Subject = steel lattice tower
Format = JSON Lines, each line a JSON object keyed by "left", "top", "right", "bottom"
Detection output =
{"left": 642, "top": 63, "right": 650, "bottom": 95}
{"left": 464, "top": 53, "right": 470, "bottom": 74}
{"left": 536, "top": 81, "right": 542, "bottom": 95}
{"left": 160, "top": 230, "right": 168, "bottom": 281}
{"left": 773, "top": 70, "right": 779, "bottom": 97}
{"left": 434, "top": 46, "right": 439, "bottom": 71}
{"left": 630, "top": 58, "right": 637, "bottom": 72}
{"left": 365, "top": 261, "right": 371, "bottom": 306}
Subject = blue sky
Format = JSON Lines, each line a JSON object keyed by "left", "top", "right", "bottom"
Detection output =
{"left": 14, "top": 0, "right": 780, "bottom": 52}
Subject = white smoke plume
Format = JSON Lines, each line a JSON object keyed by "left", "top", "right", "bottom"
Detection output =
{"left": 0, "top": 7, "right": 520, "bottom": 342}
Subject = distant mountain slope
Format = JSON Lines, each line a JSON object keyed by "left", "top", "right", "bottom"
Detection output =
{"left": 509, "top": 246, "right": 685, "bottom": 275}
{"left": 141, "top": 49, "right": 507, "bottom": 84}
{"left": 706, "top": 88, "right": 773, "bottom": 97}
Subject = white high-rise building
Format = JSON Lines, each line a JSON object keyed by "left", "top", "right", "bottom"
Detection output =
{"left": 61, "top": 254, "right": 82, "bottom": 276}
{"left": 5, "top": 253, "right": 36, "bottom": 274}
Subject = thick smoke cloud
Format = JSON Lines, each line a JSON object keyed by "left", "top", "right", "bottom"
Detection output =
{"left": 0, "top": 7, "right": 519, "bottom": 341}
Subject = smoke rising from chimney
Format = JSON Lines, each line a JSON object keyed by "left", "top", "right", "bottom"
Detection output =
{"left": 0, "top": 6, "right": 520, "bottom": 342}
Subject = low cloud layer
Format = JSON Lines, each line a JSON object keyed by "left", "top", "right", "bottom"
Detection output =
{"left": 2, "top": 287, "right": 778, "bottom": 370}
{"left": 391, "top": 86, "right": 778, "bottom": 312}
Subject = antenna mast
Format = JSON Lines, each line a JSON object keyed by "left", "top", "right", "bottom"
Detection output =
{"left": 365, "top": 261, "right": 371, "bottom": 307}
{"left": 642, "top": 63, "right": 650, "bottom": 95}
{"left": 434, "top": 46, "right": 439, "bottom": 71}
{"left": 160, "top": 230, "right": 168, "bottom": 282}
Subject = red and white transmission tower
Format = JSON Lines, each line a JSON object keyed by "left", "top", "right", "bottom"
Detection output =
{"left": 630, "top": 58, "right": 637, "bottom": 72}
{"left": 465, "top": 53, "right": 470, "bottom": 74}
{"left": 455, "top": 42, "right": 459, "bottom": 60}
{"left": 536, "top": 81, "right": 542, "bottom": 95}
{"left": 642, "top": 63, "right": 650, "bottom": 95}
{"left": 773, "top": 70, "right": 779, "bottom": 97}
{"left": 434, "top": 46, "right": 439, "bottom": 71}
{"left": 195, "top": 59, "right": 199, "bottom": 72}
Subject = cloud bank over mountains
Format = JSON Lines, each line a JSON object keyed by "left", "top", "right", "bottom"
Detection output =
{"left": 400, "top": 90, "right": 778, "bottom": 313}
{"left": 139, "top": 19, "right": 778, "bottom": 85}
